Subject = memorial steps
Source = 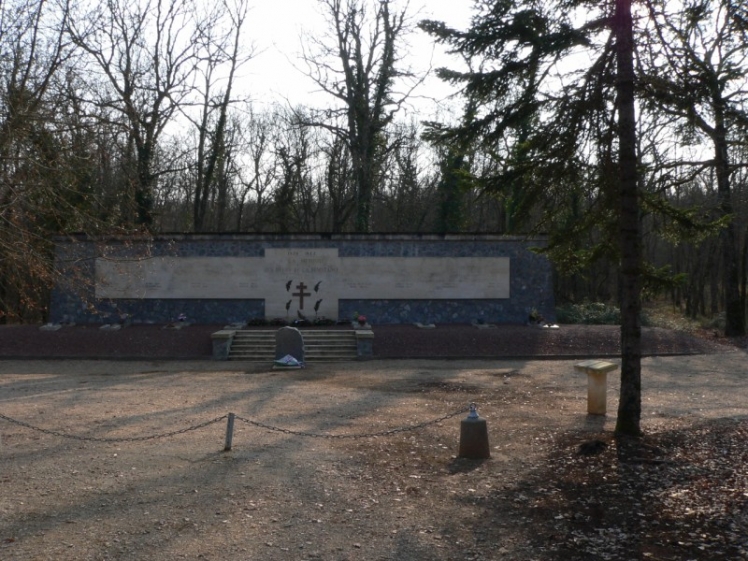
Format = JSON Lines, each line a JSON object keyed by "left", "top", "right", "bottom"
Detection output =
{"left": 227, "top": 329, "right": 358, "bottom": 362}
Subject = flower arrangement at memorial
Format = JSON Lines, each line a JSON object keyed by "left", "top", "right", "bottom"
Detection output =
{"left": 527, "top": 307, "right": 560, "bottom": 329}
{"left": 353, "top": 311, "right": 367, "bottom": 326}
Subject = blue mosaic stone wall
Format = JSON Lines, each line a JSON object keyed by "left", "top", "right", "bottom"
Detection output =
{"left": 50, "top": 234, "right": 556, "bottom": 325}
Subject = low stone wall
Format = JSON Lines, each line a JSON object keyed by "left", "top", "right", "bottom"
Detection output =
{"left": 50, "top": 233, "right": 555, "bottom": 325}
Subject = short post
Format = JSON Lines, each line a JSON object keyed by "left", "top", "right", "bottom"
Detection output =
{"left": 211, "top": 330, "right": 235, "bottom": 361}
{"left": 355, "top": 329, "right": 374, "bottom": 359}
{"left": 224, "top": 413, "right": 235, "bottom": 452}
{"left": 458, "top": 403, "right": 490, "bottom": 459}
{"left": 574, "top": 360, "right": 619, "bottom": 415}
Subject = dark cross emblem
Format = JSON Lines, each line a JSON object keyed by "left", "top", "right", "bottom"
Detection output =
{"left": 293, "top": 282, "right": 311, "bottom": 309}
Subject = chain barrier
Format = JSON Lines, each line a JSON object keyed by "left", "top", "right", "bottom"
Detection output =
{"left": 235, "top": 405, "right": 470, "bottom": 440}
{"left": 0, "top": 412, "right": 228, "bottom": 443}
{"left": 1, "top": 405, "right": 471, "bottom": 444}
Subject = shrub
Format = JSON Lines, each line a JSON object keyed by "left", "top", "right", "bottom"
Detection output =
{"left": 556, "top": 302, "right": 621, "bottom": 325}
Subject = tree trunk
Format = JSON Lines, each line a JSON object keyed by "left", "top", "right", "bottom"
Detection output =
{"left": 613, "top": 0, "right": 642, "bottom": 437}
{"left": 135, "top": 142, "right": 154, "bottom": 227}
{"left": 741, "top": 226, "right": 748, "bottom": 321}
{"left": 353, "top": 156, "right": 374, "bottom": 233}
{"left": 714, "top": 108, "right": 745, "bottom": 335}
{"left": 710, "top": 241, "right": 720, "bottom": 315}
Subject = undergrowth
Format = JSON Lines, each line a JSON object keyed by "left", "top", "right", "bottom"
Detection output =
{"left": 556, "top": 300, "right": 719, "bottom": 333}
{"left": 555, "top": 302, "right": 621, "bottom": 325}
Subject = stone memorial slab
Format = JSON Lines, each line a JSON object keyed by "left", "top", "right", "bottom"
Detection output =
{"left": 95, "top": 248, "right": 511, "bottom": 321}
{"left": 53, "top": 234, "right": 558, "bottom": 326}
{"left": 275, "top": 326, "right": 304, "bottom": 364}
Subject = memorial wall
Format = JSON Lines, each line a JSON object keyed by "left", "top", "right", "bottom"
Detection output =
{"left": 50, "top": 234, "right": 555, "bottom": 325}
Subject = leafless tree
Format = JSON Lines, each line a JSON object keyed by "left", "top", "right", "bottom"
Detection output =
{"left": 376, "top": 120, "right": 435, "bottom": 231}
{"left": 66, "top": 0, "right": 200, "bottom": 227}
{"left": 300, "top": 0, "right": 418, "bottom": 232}
{"left": 640, "top": 0, "right": 748, "bottom": 335}
{"left": 235, "top": 109, "right": 278, "bottom": 232}
{"left": 0, "top": 0, "right": 80, "bottom": 321}
{"left": 188, "top": 0, "right": 253, "bottom": 232}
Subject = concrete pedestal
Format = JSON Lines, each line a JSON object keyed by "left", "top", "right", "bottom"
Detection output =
{"left": 574, "top": 360, "right": 619, "bottom": 415}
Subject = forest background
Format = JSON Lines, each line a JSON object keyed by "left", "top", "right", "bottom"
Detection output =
{"left": 1, "top": 0, "right": 747, "bottom": 334}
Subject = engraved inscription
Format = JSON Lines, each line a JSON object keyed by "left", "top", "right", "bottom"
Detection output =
{"left": 95, "top": 250, "right": 510, "bottom": 317}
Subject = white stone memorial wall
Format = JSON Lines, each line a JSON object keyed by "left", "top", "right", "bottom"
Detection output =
{"left": 96, "top": 248, "right": 510, "bottom": 320}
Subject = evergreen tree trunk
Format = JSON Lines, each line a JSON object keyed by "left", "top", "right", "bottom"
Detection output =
{"left": 714, "top": 111, "right": 745, "bottom": 335}
{"left": 614, "top": 0, "right": 642, "bottom": 437}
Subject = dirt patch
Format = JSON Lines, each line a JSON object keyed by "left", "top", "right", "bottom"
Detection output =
{"left": 1, "top": 353, "right": 747, "bottom": 560}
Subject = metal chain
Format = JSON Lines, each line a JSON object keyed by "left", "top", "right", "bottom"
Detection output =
{"left": 0, "top": 412, "right": 228, "bottom": 443}
{"left": 235, "top": 405, "right": 470, "bottom": 440}
{"left": 1, "top": 405, "right": 473, "bottom": 444}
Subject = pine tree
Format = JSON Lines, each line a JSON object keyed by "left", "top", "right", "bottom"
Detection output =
{"left": 421, "top": 0, "right": 645, "bottom": 435}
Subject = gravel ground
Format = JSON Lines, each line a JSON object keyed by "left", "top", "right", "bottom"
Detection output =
{"left": 1, "top": 326, "right": 746, "bottom": 561}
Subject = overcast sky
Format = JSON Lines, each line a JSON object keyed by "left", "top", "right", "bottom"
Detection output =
{"left": 241, "top": 1, "right": 474, "bottom": 118}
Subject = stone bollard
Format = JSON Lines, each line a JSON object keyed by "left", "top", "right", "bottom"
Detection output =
{"left": 574, "top": 360, "right": 619, "bottom": 415}
{"left": 355, "top": 329, "right": 374, "bottom": 359}
{"left": 458, "top": 403, "right": 490, "bottom": 459}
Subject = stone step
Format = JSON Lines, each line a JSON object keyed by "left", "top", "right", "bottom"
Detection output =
{"left": 229, "top": 342, "right": 357, "bottom": 349}
{"left": 231, "top": 330, "right": 356, "bottom": 338}
{"left": 227, "top": 329, "right": 358, "bottom": 362}
{"left": 230, "top": 347, "right": 356, "bottom": 356}
{"left": 229, "top": 340, "right": 354, "bottom": 343}
{"left": 229, "top": 353, "right": 357, "bottom": 362}
{"left": 229, "top": 355, "right": 356, "bottom": 362}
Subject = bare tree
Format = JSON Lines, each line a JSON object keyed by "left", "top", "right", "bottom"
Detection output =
{"left": 377, "top": 120, "right": 435, "bottom": 231}
{"left": 67, "top": 0, "right": 200, "bottom": 227}
{"left": 273, "top": 112, "right": 315, "bottom": 233}
{"left": 640, "top": 0, "right": 748, "bottom": 336}
{"left": 189, "top": 0, "right": 253, "bottom": 232}
{"left": 300, "top": 0, "right": 416, "bottom": 232}
{"left": 319, "top": 129, "right": 355, "bottom": 232}
{"left": 0, "top": 0, "right": 81, "bottom": 321}
{"left": 235, "top": 109, "right": 278, "bottom": 232}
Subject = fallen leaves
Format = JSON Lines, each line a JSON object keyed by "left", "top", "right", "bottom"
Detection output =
{"left": 526, "top": 419, "right": 748, "bottom": 560}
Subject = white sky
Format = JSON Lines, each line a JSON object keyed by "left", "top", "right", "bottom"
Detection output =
{"left": 241, "top": 0, "right": 474, "bottom": 119}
